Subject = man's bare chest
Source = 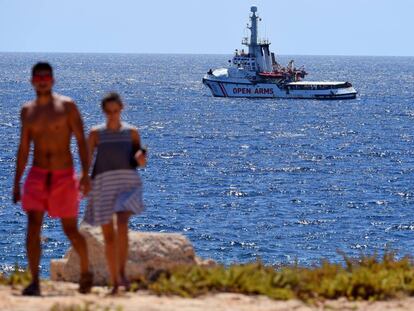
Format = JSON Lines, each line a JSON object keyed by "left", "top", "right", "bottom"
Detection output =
{"left": 27, "top": 106, "right": 69, "bottom": 134}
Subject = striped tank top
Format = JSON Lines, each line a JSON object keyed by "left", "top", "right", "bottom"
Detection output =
{"left": 92, "top": 122, "right": 137, "bottom": 178}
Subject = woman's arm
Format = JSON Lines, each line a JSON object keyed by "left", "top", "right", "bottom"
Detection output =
{"left": 131, "top": 129, "right": 146, "bottom": 167}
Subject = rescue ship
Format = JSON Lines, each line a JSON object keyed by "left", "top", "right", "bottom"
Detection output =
{"left": 202, "top": 6, "right": 357, "bottom": 99}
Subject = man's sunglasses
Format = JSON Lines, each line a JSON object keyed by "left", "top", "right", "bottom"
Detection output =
{"left": 32, "top": 75, "right": 53, "bottom": 83}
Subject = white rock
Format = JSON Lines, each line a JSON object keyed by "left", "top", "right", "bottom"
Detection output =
{"left": 50, "top": 224, "right": 198, "bottom": 285}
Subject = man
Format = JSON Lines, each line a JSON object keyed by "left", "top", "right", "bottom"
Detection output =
{"left": 13, "top": 62, "right": 92, "bottom": 296}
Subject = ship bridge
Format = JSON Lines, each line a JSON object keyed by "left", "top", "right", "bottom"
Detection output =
{"left": 232, "top": 49, "right": 257, "bottom": 71}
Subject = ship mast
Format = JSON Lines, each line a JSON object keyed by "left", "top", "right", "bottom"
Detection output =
{"left": 242, "top": 6, "right": 273, "bottom": 72}
{"left": 248, "top": 6, "right": 258, "bottom": 54}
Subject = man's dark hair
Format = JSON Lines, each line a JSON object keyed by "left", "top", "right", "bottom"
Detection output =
{"left": 101, "top": 92, "right": 123, "bottom": 109}
{"left": 32, "top": 62, "right": 53, "bottom": 77}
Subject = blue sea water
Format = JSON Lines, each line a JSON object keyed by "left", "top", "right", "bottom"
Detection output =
{"left": 0, "top": 53, "right": 414, "bottom": 276}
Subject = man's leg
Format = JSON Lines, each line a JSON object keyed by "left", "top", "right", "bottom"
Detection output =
{"left": 61, "top": 217, "right": 92, "bottom": 293}
{"left": 23, "top": 211, "right": 44, "bottom": 295}
{"left": 116, "top": 211, "right": 131, "bottom": 289}
{"left": 61, "top": 217, "right": 89, "bottom": 273}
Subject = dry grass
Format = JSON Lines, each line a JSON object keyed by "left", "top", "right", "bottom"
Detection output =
{"left": 50, "top": 302, "right": 123, "bottom": 311}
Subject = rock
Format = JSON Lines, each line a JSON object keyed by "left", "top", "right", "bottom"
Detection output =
{"left": 195, "top": 256, "right": 217, "bottom": 268}
{"left": 50, "top": 224, "right": 198, "bottom": 285}
{"left": 50, "top": 259, "right": 66, "bottom": 281}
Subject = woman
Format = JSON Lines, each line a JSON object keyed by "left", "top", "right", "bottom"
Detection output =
{"left": 84, "top": 92, "right": 146, "bottom": 293}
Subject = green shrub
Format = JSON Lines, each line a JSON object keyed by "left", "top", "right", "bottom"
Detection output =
{"left": 146, "top": 252, "right": 414, "bottom": 301}
{"left": 0, "top": 264, "right": 31, "bottom": 287}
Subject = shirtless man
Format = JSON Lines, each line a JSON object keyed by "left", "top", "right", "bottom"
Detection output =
{"left": 13, "top": 62, "right": 92, "bottom": 295}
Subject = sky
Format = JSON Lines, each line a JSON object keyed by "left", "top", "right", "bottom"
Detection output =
{"left": 0, "top": 0, "right": 413, "bottom": 56}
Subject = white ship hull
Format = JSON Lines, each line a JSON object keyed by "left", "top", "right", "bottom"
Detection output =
{"left": 202, "top": 7, "right": 357, "bottom": 100}
{"left": 203, "top": 76, "right": 357, "bottom": 100}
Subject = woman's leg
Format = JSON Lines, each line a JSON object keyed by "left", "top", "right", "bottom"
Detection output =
{"left": 101, "top": 220, "right": 118, "bottom": 293}
{"left": 116, "top": 211, "right": 132, "bottom": 289}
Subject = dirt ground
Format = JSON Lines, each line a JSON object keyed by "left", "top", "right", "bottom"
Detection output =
{"left": 1, "top": 281, "right": 414, "bottom": 311}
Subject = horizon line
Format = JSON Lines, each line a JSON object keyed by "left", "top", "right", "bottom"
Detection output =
{"left": 0, "top": 51, "right": 413, "bottom": 58}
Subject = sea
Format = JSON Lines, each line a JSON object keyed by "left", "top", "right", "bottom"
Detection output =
{"left": 0, "top": 53, "right": 414, "bottom": 277}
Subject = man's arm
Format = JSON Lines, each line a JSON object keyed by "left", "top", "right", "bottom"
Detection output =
{"left": 67, "top": 101, "right": 90, "bottom": 195}
{"left": 87, "top": 129, "right": 98, "bottom": 168}
{"left": 13, "top": 107, "right": 31, "bottom": 203}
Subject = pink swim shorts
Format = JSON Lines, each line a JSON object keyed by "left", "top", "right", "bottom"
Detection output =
{"left": 22, "top": 167, "right": 79, "bottom": 218}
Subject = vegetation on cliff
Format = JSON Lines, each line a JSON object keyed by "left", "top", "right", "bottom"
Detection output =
{"left": 146, "top": 253, "right": 414, "bottom": 301}
{"left": 2, "top": 253, "right": 414, "bottom": 302}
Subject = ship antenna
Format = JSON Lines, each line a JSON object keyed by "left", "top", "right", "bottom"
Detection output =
{"left": 248, "top": 6, "right": 259, "bottom": 55}
{"left": 250, "top": 6, "right": 258, "bottom": 45}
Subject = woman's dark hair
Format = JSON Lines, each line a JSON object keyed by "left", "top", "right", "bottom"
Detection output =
{"left": 32, "top": 62, "right": 53, "bottom": 77}
{"left": 101, "top": 92, "right": 123, "bottom": 109}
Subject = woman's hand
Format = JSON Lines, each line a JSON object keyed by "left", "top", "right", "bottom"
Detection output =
{"left": 134, "top": 149, "right": 147, "bottom": 167}
{"left": 79, "top": 174, "right": 91, "bottom": 196}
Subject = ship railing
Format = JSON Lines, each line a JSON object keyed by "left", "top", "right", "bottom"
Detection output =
{"left": 241, "top": 38, "right": 270, "bottom": 45}
{"left": 258, "top": 39, "right": 270, "bottom": 45}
